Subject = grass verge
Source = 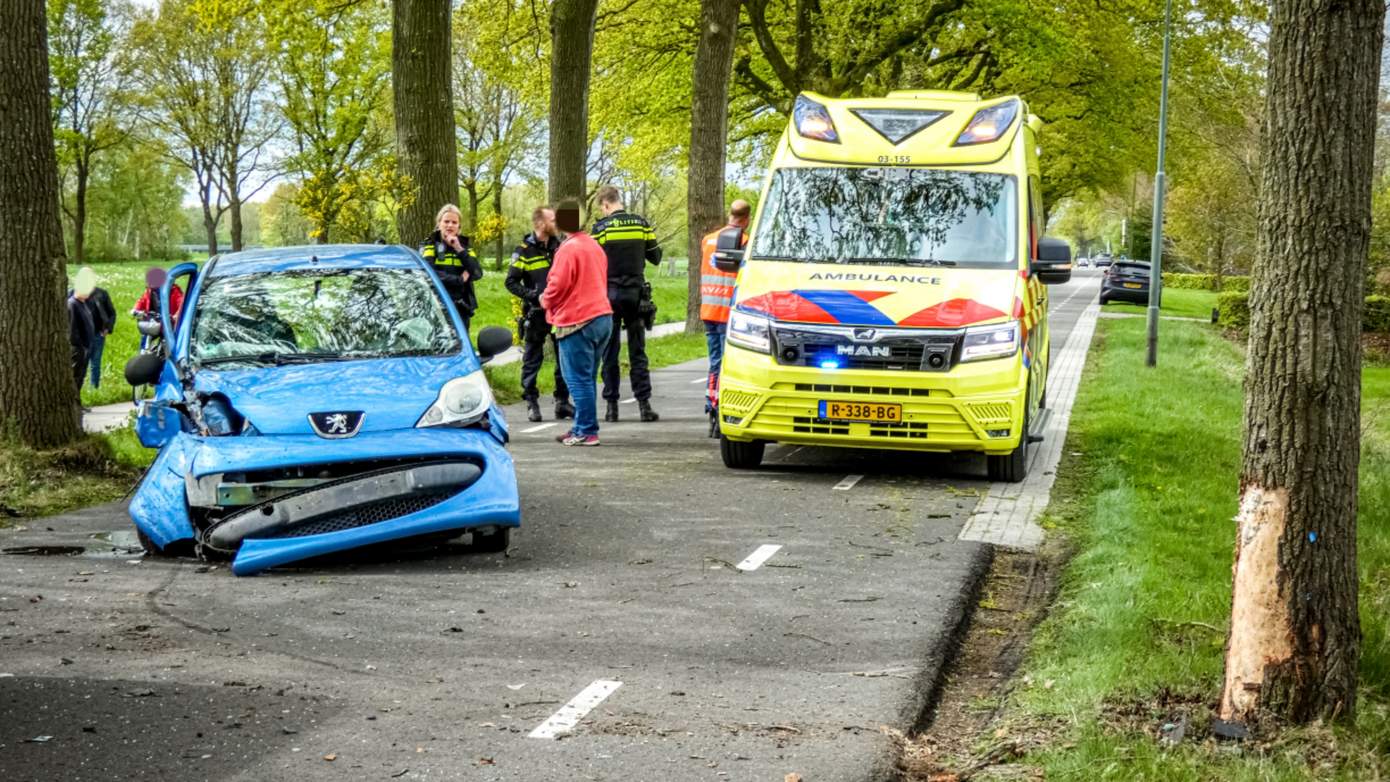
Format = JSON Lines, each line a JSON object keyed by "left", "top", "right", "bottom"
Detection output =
{"left": 1103, "top": 287, "right": 1221, "bottom": 320}
{"left": 967, "top": 317, "right": 1390, "bottom": 780}
{"left": 0, "top": 432, "right": 142, "bottom": 522}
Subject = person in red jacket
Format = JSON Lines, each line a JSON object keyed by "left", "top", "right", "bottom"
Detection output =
{"left": 132, "top": 267, "right": 184, "bottom": 322}
{"left": 541, "top": 199, "right": 613, "bottom": 446}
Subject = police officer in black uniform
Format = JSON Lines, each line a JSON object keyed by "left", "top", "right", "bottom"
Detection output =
{"left": 506, "top": 206, "right": 574, "bottom": 423}
{"left": 592, "top": 186, "right": 662, "bottom": 422}
{"left": 420, "top": 204, "right": 485, "bottom": 336}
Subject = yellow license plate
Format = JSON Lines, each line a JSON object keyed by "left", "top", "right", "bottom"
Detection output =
{"left": 819, "top": 400, "right": 903, "bottom": 423}
{"left": 1123, "top": 282, "right": 1142, "bottom": 289}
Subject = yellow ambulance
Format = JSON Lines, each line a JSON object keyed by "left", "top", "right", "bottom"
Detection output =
{"left": 712, "top": 90, "right": 1072, "bottom": 481}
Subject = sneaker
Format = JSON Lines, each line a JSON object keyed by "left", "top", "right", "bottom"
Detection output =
{"left": 553, "top": 429, "right": 574, "bottom": 443}
{"left": 554, "top": 399, "right": 575, "bottom": 420}
{"left": 559, "top": 433, "right": 601, "bottom": 447}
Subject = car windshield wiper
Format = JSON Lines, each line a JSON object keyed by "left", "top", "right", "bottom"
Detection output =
{"left": 196, "top": 351, "right": 348, "bottom": 367}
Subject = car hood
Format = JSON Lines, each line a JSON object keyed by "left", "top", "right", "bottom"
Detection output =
{"left": 192, "top": 353, "right": 477, "bottom": 435}
{"left": 733, "top": 261, "right": 1018, "bottom": 328}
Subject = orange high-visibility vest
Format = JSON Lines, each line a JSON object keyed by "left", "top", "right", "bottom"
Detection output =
{"left": 699, "top": 226, "right": 741, "bottom": 323}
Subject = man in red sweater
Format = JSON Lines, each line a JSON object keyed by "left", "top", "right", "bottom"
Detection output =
{"left": 541, "top": 199, "right": 614, "bottom": 446}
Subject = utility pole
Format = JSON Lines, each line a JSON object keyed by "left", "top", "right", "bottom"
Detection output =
{"left": 1146, "top": 0, "right": 1173, "bottom": 367}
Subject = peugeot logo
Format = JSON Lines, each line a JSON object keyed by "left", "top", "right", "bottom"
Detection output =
{"left": 853, "top": 328, "right": 878, "bottom": 341}
{"left": 309, "top": 411, "right": 365, "bottom": 439}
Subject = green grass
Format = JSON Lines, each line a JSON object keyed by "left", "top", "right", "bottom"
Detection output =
{"left": 0, "top": 431, "right": 141, "bottom": 521}
{"left": 1002, "top": 318, "right": 1390, "bottom": 781}
{"left": 1104, "top": 287, "right": 1221, "bottom": 320}
{"left": 70, "top": 259, "right": 693, "bottom": 409}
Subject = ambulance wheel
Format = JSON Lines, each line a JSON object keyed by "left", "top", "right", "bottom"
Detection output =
{"left": 987, "top": 399, "right": 1030, "bottom": 483}
{"left": 720, "top": 437, "right": 765, "bottom": 469}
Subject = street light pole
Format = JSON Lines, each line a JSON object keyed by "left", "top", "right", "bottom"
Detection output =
{"left": 1146, "top": 0, "right": 1173, "bottom": 367}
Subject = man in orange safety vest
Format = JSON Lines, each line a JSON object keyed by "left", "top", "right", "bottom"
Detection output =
{"left": 698, "top": 199, "right": 751, "bottom": 423}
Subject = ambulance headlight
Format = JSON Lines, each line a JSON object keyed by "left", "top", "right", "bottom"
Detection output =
{"left": 417, "top": 370, "right": 493, "bottom": 427}
{"left": 954, "top": 99, "right": 1020, "bottom": 146}
{"left": 728, "top": 310, "right": 772, "bottom": 354}
{"left": 960, "top": 321, "right": 1020, "bottom": 362}
{"left": 794, "top": 95, "right": 839, "bottom": 143}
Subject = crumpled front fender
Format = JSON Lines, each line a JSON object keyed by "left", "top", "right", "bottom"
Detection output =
{"left": 128, "top": 433, "right": 197, "bottom": 550}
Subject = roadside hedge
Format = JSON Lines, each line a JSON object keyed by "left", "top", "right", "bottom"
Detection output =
{"left": 1163, "top": 273, "right": 1251, "bottom": 292}
{"left": 1218, "top": 292, "right": 1390, "bottom": 333}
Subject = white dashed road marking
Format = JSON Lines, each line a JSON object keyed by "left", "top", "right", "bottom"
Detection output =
{"left": 521, "top": 423, "right": 557, "bottom": 434}
{"left": 735, "top": 544, "right": 783, "bottom": 571}
{"left": 689, "top": 377, "right": 707, "bottom": 384}
{"left": 833, "top": 474, "right": 864, "bottom": 491}
{"left": 620, "top": 398, "right": 639, "bottom": 405}
{"left": 528, "top": 680, "right": 623, "bottom": 739}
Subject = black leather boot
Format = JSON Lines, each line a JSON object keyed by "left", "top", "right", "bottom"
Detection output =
{"left": 638, "top": 399, "right": 660, "bottom": 422}
{"left": 554, "top": 399, "right": 574, "bottom": 420}
{"left": 526, "top": 400, "right": 542, "bottom": 422}
{"left": 605, "top": 400, "right": 619, "bottom": 422}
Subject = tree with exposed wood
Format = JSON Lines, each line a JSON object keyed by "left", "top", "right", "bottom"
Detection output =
{"left": 685, "top": 0, "right": 740, "bottom": 331}
{"left": 548, "top": 0, "right": 599, "bottom": 205}
{"left": 1219, "top": 0, "right": 1383, "bottom": 728}
{"left": 0, "top": 0, "right": 83, "bottom": 448}
{"left": 392, "top": 0, "right": 459, "bottom": 244}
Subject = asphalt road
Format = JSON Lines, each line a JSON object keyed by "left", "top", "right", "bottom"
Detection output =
{"left": 0, "top": 272, "right": 1100, "bottom": 782}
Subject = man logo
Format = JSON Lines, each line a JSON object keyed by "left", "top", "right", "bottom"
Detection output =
{"left": 836, "top": 344, "right": 891, "bottom": 358}
{"left": 309, "top": 411, "right": 365, "bottom": 438}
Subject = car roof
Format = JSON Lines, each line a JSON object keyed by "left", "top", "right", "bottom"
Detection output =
{"left": 204, "top": 244, "right": 423, "bottom": 278}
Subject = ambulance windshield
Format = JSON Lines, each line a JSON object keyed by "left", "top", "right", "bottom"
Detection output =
{"left": 751, "top": 168, "right": 1017, "bottom": 268}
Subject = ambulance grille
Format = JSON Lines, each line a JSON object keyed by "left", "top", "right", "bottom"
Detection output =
{"left": 773, "top": 328, "right": 960, "bottom": 372}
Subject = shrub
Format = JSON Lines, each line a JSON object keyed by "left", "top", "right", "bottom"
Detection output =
{"left": 1217, "top": 291, "right": 1250, "bottom": 330}
{"left": 1367, "top": 295, "right": 1390, "bottom": 333}
{"left": 1163, "top": 272, "right": 1215, "bottom": 290}
{"left": 1220, "top": 276, "right": 1251, "bottom": 293}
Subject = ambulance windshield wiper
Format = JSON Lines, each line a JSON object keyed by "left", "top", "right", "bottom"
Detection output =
{"left": 837, "top": 256, "right": 957, "bottom": 267}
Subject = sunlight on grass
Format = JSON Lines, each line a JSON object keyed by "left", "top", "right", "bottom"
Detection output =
{"left": 1104, "top": 288, "right": 1221, "bottom": 320}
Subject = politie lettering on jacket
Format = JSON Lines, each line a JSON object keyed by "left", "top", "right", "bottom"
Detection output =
{"left": 807, "top": 272, "right": 942, "bottom": 285}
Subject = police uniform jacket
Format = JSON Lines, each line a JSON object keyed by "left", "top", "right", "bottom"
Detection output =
{"left": 420, "top": 230, "right": 485, "bottom": 317}
{"left": 592, "top": 210, "right": 662, "bottom": 290}
{"left": 504, "top": 233, "right": 561, "bottom": 307}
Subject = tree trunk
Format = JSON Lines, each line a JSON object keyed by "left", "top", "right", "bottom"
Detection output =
{"left": 1219, "top": 0, "right": 1383, "bottom": 728}
{"left": 392, "top": 0, "right": 459, "bottom": 245}
{"left": 547, "top": 0, "right": 599, "bottom": 206}
{"left": 202, "top": 200, "right": 219, "bottom": 257}
{"left": 0, "top": 0, "right": 81, "bottom": 448}
{"left": 228, "top": 173, "right": 244, "bottom": 251}
{"left": 72, "top": 153, "right": 90, "bottom": 265}
{"left": 492, "top": 179, "right": 504, "bottom": 271}
{"left": 684, "top": 0, "right": 739, "bottom": 331}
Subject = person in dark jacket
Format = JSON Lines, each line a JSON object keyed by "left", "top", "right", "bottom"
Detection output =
{"left": 592, "top": 186, "right": 662, "bottom": 423}
{"left": 420, "top": 204, "right": 485, "bottom": 336}
{"left": 68, "top": 286, "right": 95, "bottom": 396}
{"left": 506, "top": 206, "right": 574, "bottom": 423}
{"left": 80, "top": 268, "right": 117, "bottom": 390}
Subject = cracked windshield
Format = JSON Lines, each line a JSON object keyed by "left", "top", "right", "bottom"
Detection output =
{"left": 191, "top": 268, "right": 462, "bottom": 365}
{"left": 752, "top": 168, "right": 1017, "bottom": 268}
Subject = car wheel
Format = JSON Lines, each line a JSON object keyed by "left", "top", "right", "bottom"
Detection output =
{"left": 986, "top": 396, "right": 1030, "bottom": 483}
{"left": 1098, "top": 294, "right": 1109, "bottom": 305}
{"left": 720, "top": 436, "right": 765, "bottom": 469}
{"left": 470, "top": 526, "right": 510, "bottom": 554}
{"left": 136, "top": 528, "right": 193, "bottom": 558}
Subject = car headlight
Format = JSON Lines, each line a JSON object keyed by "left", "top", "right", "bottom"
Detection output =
{"left": 727, "top": 310, "right": 772, "bottom": 354}
{"left": 417, "top": 370, "right": 493, "bottom": 427}
{"left": 960, "top": 321, "right": 1020, "bottom": 362}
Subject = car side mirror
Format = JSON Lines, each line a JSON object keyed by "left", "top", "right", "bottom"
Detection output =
{"left": 712, "top": 225, "right": 747, "bottom": 274}
{"left": 475, "top": 326, "right": 513, "bottom": 363}
{"left": 1032, "top": 237, "right": 1073, "bottom": 285}
{"left": 125, "top": 352, "right": 165, "bottom": 387}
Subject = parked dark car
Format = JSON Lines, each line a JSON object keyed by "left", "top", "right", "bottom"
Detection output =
{"left": 1099, "top": 260, "right": 1154, "bottom": 305}
{"left": 1093, "top": 253, "right": 1114, "bottom": 269}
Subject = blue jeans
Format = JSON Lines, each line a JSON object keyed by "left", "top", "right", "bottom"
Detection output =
{"left": 88, "top": 333, "right": 106, "bottom": 389}
{"left": 556, "top": 316, "right": 613, "bottom": 437}
{"left": 704, "top": 321, "right": 726, "bottom": 412}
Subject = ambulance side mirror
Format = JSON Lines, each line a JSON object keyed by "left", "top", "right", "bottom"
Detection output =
{"left": 711, "top": 226, "right": 747, "bottom": 274}
{"left": 1032, "top": 237, "right": 1073, "bottom": 285}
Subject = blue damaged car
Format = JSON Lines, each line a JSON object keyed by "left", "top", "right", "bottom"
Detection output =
{"left": 123, "top": 244, "right": 519, "bottom": 576}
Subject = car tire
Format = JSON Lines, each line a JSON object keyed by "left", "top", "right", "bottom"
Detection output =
{"left": 1098, "top": 294, "right": 1109, "bottom": 305}
{"left": 986, "top": 396, "right": 1030, "bottom": 483}
{"left": 720, "top": 437, "right": 765, "bottom": 469}
{"left": 136, "top": 528, "right": 193, "bottom": 558}
{"left": 470, "top": 526, "right": 511, "bottom": 554}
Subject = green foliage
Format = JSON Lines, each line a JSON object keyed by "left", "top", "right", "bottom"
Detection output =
{"left": 1367, "top": 296, "right": 1390, "bottom": 334}
{"left": 1163, "top": 273, "right": 1251, "bottom": 292}
{"left": 1217, "top": 290, "right": 1250, "bottom": 330}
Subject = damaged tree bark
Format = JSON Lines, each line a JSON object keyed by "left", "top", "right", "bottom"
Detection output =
{"left": 1219, "top": 0, "right": 1383, "bottom": 727}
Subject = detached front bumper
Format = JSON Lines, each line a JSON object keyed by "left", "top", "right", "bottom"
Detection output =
{"left": 717, "top": 345, "right": 1027, "bottom": 454}
{"left": 128, "top": 427, "right": 520, "bottom": 576}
